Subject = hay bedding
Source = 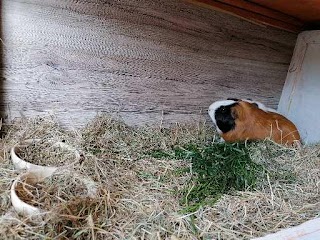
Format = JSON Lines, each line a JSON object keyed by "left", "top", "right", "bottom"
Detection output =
{"left": 0, "top": 115, "right": 319, "bottom": 239}
{"left": 15, "top": 173, "right": 90, "bottom": 209}
{"left": 15, "top": 139, "right": 76, "bottom": 167}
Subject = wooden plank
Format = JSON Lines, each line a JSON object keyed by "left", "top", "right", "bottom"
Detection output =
{"left": 188, "top": 0, "right": 302, "bottom": 32}
{"left": 249, "top": 0, "right": 320, "bottom": 23}
{"left": 1, "top": 0, "right": 297, "bottom": 128}
{"left": 216, "top": 0, "right": 303, "bottom": 27}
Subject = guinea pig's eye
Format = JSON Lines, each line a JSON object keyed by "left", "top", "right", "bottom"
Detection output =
{"left": 219, "top": 107, "right": 227, "bottom": 113}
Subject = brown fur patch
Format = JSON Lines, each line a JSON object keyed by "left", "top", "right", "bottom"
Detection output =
{"left": 221, "top": 101, "right": 301, "bottom": 145}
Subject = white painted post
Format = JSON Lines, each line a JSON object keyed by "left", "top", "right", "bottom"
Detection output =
{"left": 278, "top": 30, "right": 320, "bottom": 144}
{"left": 252, "top": 218, "right": 320, "bottom": 240}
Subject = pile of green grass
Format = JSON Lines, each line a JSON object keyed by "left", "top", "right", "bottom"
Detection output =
{"left": 152, "top": 142, "right": 266, "bottom": 212}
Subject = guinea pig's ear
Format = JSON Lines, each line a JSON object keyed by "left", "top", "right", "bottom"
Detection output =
{"left": 251, "top": 102, "right": 259, "bottom": 108}
{"left": 231, "top": 103, "right": 246, "bottom": 121}
{"left": 231, "top": 107, "right": 238, "bottom": 119}
{"left": 227, "top": 98, "right": 239, "bottom": 101}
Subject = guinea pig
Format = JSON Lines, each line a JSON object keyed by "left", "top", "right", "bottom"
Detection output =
{"left": 208, "top": 99, "right": 301, "bottom": 145}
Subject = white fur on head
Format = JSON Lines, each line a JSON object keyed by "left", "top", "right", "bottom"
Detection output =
{"left": 242, "top": 99, "right": 277, "bottom": 113}
{"left": 208, "top": 99, "right": 237, "bottom": 134}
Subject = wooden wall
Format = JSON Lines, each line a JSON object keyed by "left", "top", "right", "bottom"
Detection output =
{"left": 1, "top": 0, "right": 297, "bottom": 127}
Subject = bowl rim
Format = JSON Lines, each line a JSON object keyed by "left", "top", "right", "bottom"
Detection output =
{"left": 11, "top": 170, "right": 97, "bottom": 217}
{"left": 10, "top": 138, "right": 81, "bottom": 175}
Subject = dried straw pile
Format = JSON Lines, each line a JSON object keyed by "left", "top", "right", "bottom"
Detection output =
{"left": 0, "top": 115, "right": 319, "bottom": 239}
{"left": 15, "top": 139, "right": 77, "bottom": 167}
{"left": 15, "top": 171, "right": 94, "bottom": 209}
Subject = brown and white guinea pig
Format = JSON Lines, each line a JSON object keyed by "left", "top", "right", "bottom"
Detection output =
{"left": 208, "top": 98, "right": 301, "bottom": 145}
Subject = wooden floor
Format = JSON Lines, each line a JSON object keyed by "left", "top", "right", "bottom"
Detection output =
{"left": 1, "top": 0, "right": 297, "bottom": 127}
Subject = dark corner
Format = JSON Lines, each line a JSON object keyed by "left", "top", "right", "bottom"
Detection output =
{"left": 0, "top": 1, "right": 6, "bottom": 137}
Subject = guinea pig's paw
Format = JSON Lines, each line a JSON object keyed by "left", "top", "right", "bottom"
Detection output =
{"left": 292, "top": 140, "right": 302, "bottom": 150}
{"left": 216, "top": 136, "right": 225, "bottom": 143}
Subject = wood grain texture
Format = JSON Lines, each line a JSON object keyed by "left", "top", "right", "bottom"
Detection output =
{"left": 1, "top": 0, "right": 297, "bottom": 127}
{"left": 249, "top": 0, "right": 320, "bottom": 23}
{"left": 188, "top": 0, "right": 302, "bottom": 32}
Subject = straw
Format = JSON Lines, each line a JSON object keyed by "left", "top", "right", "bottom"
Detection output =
{"left": 0, "top": 115, "right": 318, "bottom": 239}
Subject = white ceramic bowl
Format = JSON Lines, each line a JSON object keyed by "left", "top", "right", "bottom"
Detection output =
{"left": 11, "top": 171, "right": 97, "bottom": 217}
{"left": 10, "top": 139, "right": 81, "bottom": 178}
{"left": 10, "top": 171, "right": 44, "bottom": 217}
